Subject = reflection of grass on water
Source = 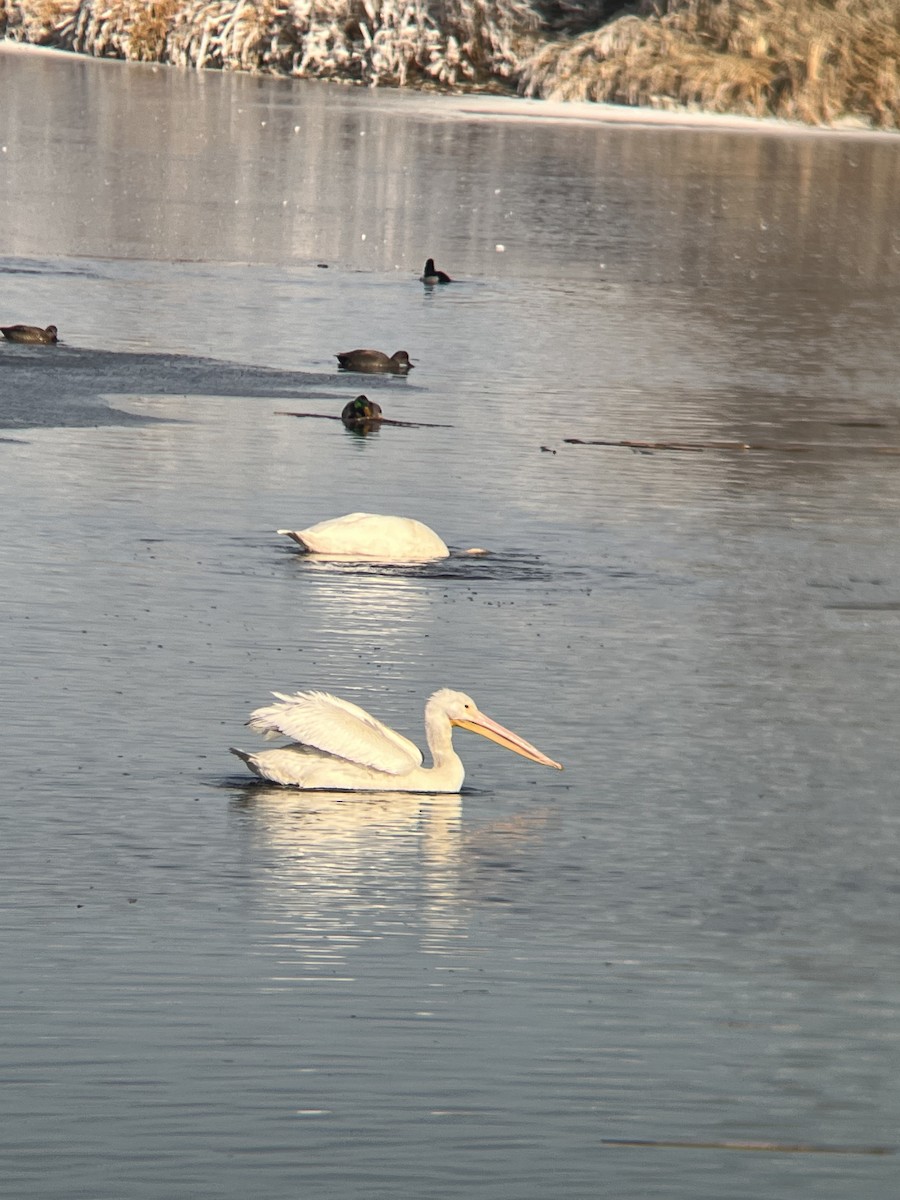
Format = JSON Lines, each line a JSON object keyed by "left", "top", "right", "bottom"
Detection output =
{"left": 2, "top": 0, "right": 898, "bottom": 128}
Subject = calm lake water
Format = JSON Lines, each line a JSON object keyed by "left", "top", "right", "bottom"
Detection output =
{"left": 3, "top": 45, "right": 900, "bottom": 1200}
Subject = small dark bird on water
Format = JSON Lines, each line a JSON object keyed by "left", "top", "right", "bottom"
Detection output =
{"left": 420, "top": 258, "right": 452, "bottom": 284}
{"left": 341, "top": 395, "right": 383, "bottom": 426}
{"left": 336, "top": 349, "right": 413, "bottom": 374}
{"left": 1, "top": 323, "right": 58, "bottom": 344}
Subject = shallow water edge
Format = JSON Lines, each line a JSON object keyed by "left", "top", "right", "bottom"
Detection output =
{"left": 2, "top": 41, "right": 897, "bottom": 142}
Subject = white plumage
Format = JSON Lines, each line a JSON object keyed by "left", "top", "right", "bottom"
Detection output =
{"left": 231, "top": 687, "right": 562, "bottom": 792}
{"left": 249, "top": 691, "right": 423, "bottom": 771}
{"left": 278, "top": 512, "right": 449, "bottom": 561}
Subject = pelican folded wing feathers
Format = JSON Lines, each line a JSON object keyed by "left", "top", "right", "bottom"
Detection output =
{"left": 247, "top": 690, "right": 423, "bottom": 774}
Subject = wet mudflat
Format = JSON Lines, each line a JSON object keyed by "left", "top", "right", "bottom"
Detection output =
{"left": 2, "top": 46, "right": 900, "bottom": 1200}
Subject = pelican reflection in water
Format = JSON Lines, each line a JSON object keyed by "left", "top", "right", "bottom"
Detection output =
{"left": 231, "top": 688, "right": 562, "bottom": 791}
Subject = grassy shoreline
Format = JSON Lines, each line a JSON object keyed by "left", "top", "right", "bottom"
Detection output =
{"left": 2, "top": 1, "right": 898, "bottom": 131}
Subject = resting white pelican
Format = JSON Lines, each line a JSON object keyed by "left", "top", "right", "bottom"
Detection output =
{"left": 278, "top": 512, "right": 450, "bottom": 561}
{"left": 230, "top": 688, "right": 562, "bottom": 792}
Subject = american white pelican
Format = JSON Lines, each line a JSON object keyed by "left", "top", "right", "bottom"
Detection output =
{"left": 1, "top": 323, "right": 58, "bottom": 344}
{"left": 278, "top": 512, "right": 450, "bottom": 561}
{"left": 336, "top": 349, "right": 413, "bottom": 373}
{"left": 231, "top": 688, "right": 562, "bottom": 792}
{"left": 420, "top": 258, "right": 452, "bottom": 284}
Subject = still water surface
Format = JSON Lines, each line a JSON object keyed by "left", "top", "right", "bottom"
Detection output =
{"left": 3, "top": 46, "right": 900, "bottom": 1199}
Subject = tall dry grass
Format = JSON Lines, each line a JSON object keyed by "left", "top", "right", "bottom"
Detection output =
{"left": 520, "top": 0, "right": 900, "bottom": 127}
{"left": 0, "top": 0, "right": 543, "bottom": 86}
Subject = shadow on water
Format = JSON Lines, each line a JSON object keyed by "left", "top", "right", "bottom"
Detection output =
{"left": 228, "top": 780, "right": 452, "bottom": 804}
{"left": 0, "top": 343, "right": 425, "bottom": 430}
{"left": 274, "top": 546, "right": 686, "bottom": 589}
{"left": 227, "top": 779, "right": 436, "bottom": 805}
{"left": 0, "top": 254, "right": 107, "bottom": 279}
{"left": 279, "top": 547, "right": 564, "bottom": 582}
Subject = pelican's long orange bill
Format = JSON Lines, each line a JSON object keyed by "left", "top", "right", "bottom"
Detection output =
{"left": 453, "top": 712, "right": 563, "bottom": 770}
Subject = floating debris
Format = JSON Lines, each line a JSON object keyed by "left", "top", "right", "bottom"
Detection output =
{"left": 276, "top": 405, "right": 451, "bottom": 429}
{"left": 565, "top": 437, "right": 740, "bottom": 453}
{"left": 826, "top": 601, "right": 900, "bottom": 612}
{"left": 564, "top": 437, "right": 900, "bottom": 455}
{"left": 602, "top": 1137, "right": 893, "bottom": 1156}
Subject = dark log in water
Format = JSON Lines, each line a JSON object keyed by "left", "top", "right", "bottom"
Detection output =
{"left": 602, "top": 1138, "right": 894, "bottom": 1155}
{"left": 276, "top": 410, "right": 452, "bottom": 429}
{"left": 564, "top": 437, "right": 900, "bottom": 454}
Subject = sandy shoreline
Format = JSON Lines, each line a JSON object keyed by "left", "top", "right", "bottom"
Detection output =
{"left": 2, "top": 38, "right": 897, "bottom": 141}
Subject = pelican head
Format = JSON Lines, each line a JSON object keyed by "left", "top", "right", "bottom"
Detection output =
{"left": 427, "top": 689, "right": 563, "bottom": 770}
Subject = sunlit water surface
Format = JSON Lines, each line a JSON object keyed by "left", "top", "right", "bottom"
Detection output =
{"left": 3, "top": 46, "right": 900, "bottom": 1200}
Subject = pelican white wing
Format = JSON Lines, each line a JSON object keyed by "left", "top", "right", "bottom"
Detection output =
{"left": 246, "top": 690, "right": 423, "bottom": 774}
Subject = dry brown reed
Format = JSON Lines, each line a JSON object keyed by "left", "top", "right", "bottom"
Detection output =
{"left": 0, "top": 0, "right": 542, "bottom": 86}
{"left": 519, "top": 0, "right": 900, "bottom": 128}
{"left": 0, "top": 0, "right": 77, "bottom": 44}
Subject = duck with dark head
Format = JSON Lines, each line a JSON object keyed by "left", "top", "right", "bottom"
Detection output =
{"left": 341, "top": 395, "right": 383, "bottom": 433}
{"left": 420, "top": 258, "right": 452, "bottom": 285}
{"left": 1, "top": 323, "right": 58, "bottom": 344}
{"left": 336, "top": 349, "right": 413, "bottom": 374}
